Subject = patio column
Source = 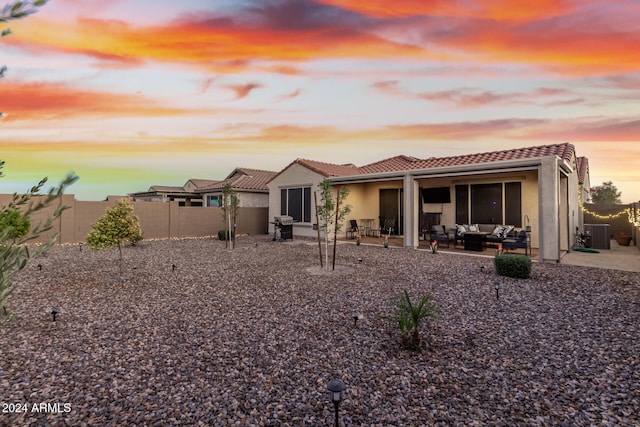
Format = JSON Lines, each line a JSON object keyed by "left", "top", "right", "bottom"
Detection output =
{"left": 403, "top": 173, "right": 418, "bottom": 248}
{"left": 538, "top": 157, "right": 560, "bottom": 262}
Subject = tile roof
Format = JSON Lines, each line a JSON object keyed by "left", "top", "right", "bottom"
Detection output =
{"left": 358, "top": 155, "right": 419, "bottom": 174}
{"left": 267, "top": 158, "right": 361, "bottom": 184}
{"left": 148, "top": 185, "right": 188, "bottom": 192}
{"left": 295, "top": 158, "right": 360, "bottom": 177}
{"left": 576, "top": 156, "right": 589, "bottom": 185}
{"left": 198, "top": 167, "right": 277, "bottom": 192}
{"left": 360, "top": 143, "right": 577, "bottom": 174}
{"left": 270, "top": 143, "right": 579, "bottom": 182}
{"left": 187, "top": 179, "right": 219, "bottom": 189}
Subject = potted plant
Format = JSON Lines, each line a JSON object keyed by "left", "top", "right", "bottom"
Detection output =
{"left": 614, "top": 232, "right": 632, "bottom": 246}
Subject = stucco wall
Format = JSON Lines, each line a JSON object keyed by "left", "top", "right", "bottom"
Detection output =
{"left": 415, "top": 171, "right": 540, "bottom": 248}
{"left": 1, "top": 194, "right": 268, "bottom": 244}
{"left": 342, "top": 180, "right": 404, "bottom": 234}
{"left": 237, "top": 192, "right": 269, "bottom": 208}
{"left": 267, "top": 163, "right": 324, "bottom": 239}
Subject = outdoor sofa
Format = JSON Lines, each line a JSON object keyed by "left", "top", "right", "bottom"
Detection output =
{"left": 455, "top": 223, "right": 519, "bottom": 248}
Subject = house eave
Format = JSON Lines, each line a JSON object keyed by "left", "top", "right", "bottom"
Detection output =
{"left": 196, "top": 188, "right": 269, "bottom": 194}
{"left": 328, "top": 157, "right": 562, "bottom": 184}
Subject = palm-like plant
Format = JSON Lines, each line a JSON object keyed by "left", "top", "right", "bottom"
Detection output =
{"left": 383, "top": 290, "right": 440, "bottom": 350}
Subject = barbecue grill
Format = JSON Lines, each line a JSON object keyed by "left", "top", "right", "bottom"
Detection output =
{"left": 271, "top": 215, "right": 294, "bottom": 241}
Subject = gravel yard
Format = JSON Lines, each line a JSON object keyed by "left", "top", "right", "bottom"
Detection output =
{"left": 1, "top": 236, "right": 639, "bottom": 426}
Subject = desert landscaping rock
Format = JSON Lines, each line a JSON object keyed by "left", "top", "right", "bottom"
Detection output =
{"left": 1, "top": 236, "right": 639, "bottom": 425}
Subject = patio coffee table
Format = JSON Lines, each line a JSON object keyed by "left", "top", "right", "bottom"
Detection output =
{"left": 464, "top": 232, "right": 487, "bottom": 251}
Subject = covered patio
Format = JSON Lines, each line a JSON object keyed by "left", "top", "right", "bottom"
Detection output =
{"left": 341, "top": 234, "right": 538, "bottom": 258}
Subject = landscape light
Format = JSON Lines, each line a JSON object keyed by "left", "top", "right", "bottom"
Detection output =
{"left": 353, "top": 313, "right": 364, "bottom": 327}
{"left": 327, "top": 379, "right": 346, "bottom": 427}
{"left": 51, "top": 308, "right": 58, "bottom": 321}
{"left": 495, "top": 281, "right": 500, "bottom": 300}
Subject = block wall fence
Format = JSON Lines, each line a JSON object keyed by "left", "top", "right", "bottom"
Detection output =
{"left": 0, "top": 195, "right": 269, "bottom": 244}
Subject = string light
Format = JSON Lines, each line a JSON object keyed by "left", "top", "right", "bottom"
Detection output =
{"left": 578, "top": 185, "right": 640, "bottom": 227}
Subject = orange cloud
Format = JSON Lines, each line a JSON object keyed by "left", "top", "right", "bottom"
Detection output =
{"left": 318, "top": 0, "right": 454, "bottom": 18}
{"left": 320, "top": 0, "right": 575, "bottom": 20}
{"left": 372, "top": 81, "right": 579, "bottom": 108}
{"left": 276, "top": 89, "right": 301, "bottom": 102}
{"left": 7, "top": 1, "right": 639, "bottom": 79}
{"left": 225, "top": 83, "right": 263, "bottom": 100}
{"left": 0, "top": 81, "right": 195, "bottom": 121}
{"left": 5, "top": 10, "right": 427, "bottom": 73}
{"left": 515, "top": 118, "right": 640, "bottom": 142}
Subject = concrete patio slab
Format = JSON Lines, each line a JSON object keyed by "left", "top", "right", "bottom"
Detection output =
{"left": 561, "top": 239, "right": 640, "bottom": 272}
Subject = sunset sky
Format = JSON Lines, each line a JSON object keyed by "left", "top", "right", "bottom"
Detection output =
{"left": 1, "top": 0, "right": 639, "bottom": 202}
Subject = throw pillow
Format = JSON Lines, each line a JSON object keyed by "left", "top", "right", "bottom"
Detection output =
{"left": 491, "top": 225, "right": 505, "bottom": 237}
{"left": 468, "top": 224, "right": 479, "bottom": 232}
{"left": 502, "top": 225, "right": 515, "bottom": 239}
{"left": 455, "top": 224, "right": 468, "bottom": 236}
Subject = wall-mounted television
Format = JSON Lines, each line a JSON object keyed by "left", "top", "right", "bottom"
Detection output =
{"left": 422, "top": 187, "right": 451, "bottom": 204}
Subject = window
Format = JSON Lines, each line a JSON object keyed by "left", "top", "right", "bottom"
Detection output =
{"left": 471, "top": 184, "right": 502, "bottom": 224}
{"left": 280, "top": 186, "right": 311, "bottom": 222}
{"left": 505, "top": 182, "right": 522, "bottom": 227}
{"left": 455, "top": 185, "right": 469, "bottom": 224}
{"left": 455, "top": 182, "right": 522, "bottom": 225}
{"left": 209, "top": 194, "right": 238, "bottom": 207}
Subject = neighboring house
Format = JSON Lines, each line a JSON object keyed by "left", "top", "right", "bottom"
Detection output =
{"left": 196, "top": 167, "right": 277, "bottom": 208}
{"left": 129, "top": 179, "right": 217, "bottom": 206}
{"left": 267, "top": 158, "right": 360, "bottom": 230}
{"left": 268, "top": 143, "right": 587, "bottom": 263}
{"left": 130, "top": 168, "right": 276, "bottom": 208}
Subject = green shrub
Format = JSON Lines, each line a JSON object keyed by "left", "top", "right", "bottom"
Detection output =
{"left": 218, "top": 229, "right": 234, "bottom": 241}
{"left": 494, "top": 254, "right": 531, "bottom": 279}
{"left": 0, "top": 208, "right": 30, "bottom": 241}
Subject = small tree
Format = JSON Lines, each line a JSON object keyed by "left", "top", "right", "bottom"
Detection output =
{"left": 315, "top": 180, "right": 351, "bottom": 270}
{"left": 85, "top": 198, "right": 142, "bottom": 275}
{"left": 591, "top": 181, "right": 622, "bottom": 204}
{"left": 0, "top": 161, "right": 78, "bottom": 320}
{"left": 220, "top": 184, "right": 239, "bottom": 249}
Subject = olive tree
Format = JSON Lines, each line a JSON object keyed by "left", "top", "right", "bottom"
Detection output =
{"left": 85, "top": 198, "right": 142, "bottom": 275}
{"left": 1, "top": 1, "right": 49, "bottom": 92}
{"left": 0, "top": 1, "right": 79, "bottom": 322}
{"left": 0, "top": 161, "right": 78, "bottom": 320}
